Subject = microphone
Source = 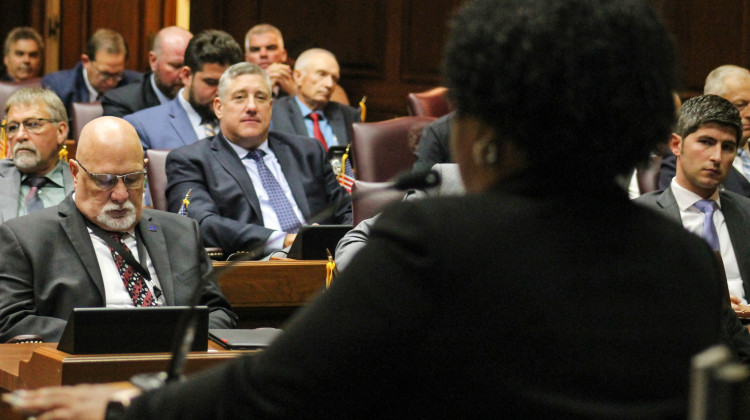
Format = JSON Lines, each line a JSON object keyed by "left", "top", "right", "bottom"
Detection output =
{"left": 132, "top": 168, "right": 444, "bottom": 389}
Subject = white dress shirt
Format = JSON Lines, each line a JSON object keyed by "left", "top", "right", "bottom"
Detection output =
{"left": 177, "top": 88, "right": 214, "bottom": 140}
{"left": 89, "top": 228, "right": 165, "bottom": 307}
{"left": 226, "top": 137, "right": 305, "bottom": 253}
{"left": 82, "top": 67, "right": 99, "bottom": 102}
{"left": 671, "top": 179, "right": 746, "bottom": 303}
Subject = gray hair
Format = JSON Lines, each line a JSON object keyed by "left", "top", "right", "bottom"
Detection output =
{"left": 217, "top": 62, "right": 272, "bottom": 98}
{"left": 676, "top": 94, "right": 743, "bottom": 148}
{"left": 4, "top": 87, "right": 68, "bottom": 123}
{"left": 294, "top": 48, "right": 337, "bottom": 72}
{"left": 704, "top": 65, "right": 750, "bottom": 96}
{"left": 244, "top": 24, "right": 284, "bottom": 52}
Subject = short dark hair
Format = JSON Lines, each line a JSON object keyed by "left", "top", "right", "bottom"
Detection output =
{"left": 675, "top": 95, "right": 743, "bottom": 148}
{"left": 85, "top": 28, "right": 128, "bottom": 60}
{"left": 4, "top": 27, "right": 43, "bottom": 57}
{"left": 444, "top": 0, "right": 677, "bottom": 181}
{"left": 184, "top": 30, "right": 243, "bottom": 73}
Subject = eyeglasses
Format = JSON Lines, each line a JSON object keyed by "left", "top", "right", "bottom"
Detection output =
{"left": 2, "top": 118, "right": 57, "bottom": 138}
{"left": 73, "top": 159, "right": 147, "bottom": 190}
{"left": 91, "top": 62, "right": 123, "bottom": 82}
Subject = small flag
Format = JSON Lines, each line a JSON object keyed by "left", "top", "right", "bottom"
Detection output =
{"left": 358, "top": 96, "right": 367, "bottom": 122}
{"left": 337, "top": 145, "right": 355, "bottom": 193}
{"left": 178, "top": 189, "right": 192, "bottom": 216}
{"left": 0, "top": 119, "right": 8, "bottom": 159}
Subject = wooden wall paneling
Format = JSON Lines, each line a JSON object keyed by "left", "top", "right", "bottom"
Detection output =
{"left": 60, "top": 0, "right": 86, "bottom": 70}
{"left": 399, "top": 0, "right": 458, "bottom": 84}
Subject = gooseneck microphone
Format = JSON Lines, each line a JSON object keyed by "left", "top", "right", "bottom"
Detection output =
{"left": 131, "top": 168, "right": 443, "bottom": 389}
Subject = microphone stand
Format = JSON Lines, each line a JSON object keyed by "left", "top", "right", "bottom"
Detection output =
{"left": 130, "top": 168, "right": 442, "bottom": 390}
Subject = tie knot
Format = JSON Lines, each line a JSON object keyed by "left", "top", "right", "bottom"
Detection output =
{"left": 308, "top": 112, "right": 321, "bottom": 123}
{"left": 694, "top": 199, "right": 717, "bottom": 215}
{"left": 245, "top": 149, "right": 265, "bottom": 162}
{"left": 23, "top": 176, "right": 48, "bottom": 189}
{"left": 107, "top": 231, "right": 124, "bottom": 243}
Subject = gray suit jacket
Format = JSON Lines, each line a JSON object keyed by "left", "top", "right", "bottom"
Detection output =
{"left": 270, "top": 96, "right": 360, "bottom": 145}
{"left": 0, "top": 159, "right": 73, "bottom": 223}
{"left": 124, "top": 96, "right": 200, "bottom": 151}
{"left": 0, "top": 195, "right": 236, "bottom": 342}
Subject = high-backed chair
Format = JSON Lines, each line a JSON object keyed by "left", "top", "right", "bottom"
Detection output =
{"left": 0, "top": 78, "right": 42, "bottom": 120}
{"left": 351, "top": 116, "right": 435, "bottom": 182}
{"left": 406, "top": 86, "right": 450, "bottom": 118}
{"left": 145, "top": 149, "right": 170, "bottom": 211}
{"left": 351, "top": 180, "right": 404, "bottom": 225}
{"left": 71, "top": 102, "right": 103, "bottom": 141}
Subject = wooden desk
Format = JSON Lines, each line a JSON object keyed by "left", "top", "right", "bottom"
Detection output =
{"left": 214, "top": 260, "right": 327, "bottom": 327}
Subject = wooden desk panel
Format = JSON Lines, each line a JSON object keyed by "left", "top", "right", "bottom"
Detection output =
{"left": 214, "top": 261, "right": 327, "bottom": 308}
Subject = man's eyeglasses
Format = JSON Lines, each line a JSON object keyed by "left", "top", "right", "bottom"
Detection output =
{"left": 2, "top": 118, "right": 57, "bottom": 138}
{"left": 73, "top": 159, "right": 147, "bottom": 190}
{"left": 91, "top": 62, "right": 123, "bottom": 82}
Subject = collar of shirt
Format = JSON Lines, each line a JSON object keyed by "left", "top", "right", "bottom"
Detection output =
{"left": 671, "top": 178, "right": 721, "bottom": 212}
{"left": 20, "top": 160, "right": 66, "bottom": 188}
{"left": 150, "top": 73, "right": 171, "bottom": 105}
{"left": 177, "top": 87, "right": 210, "bottom": 140}
{"left": 293, "top": 96, "right": 338, "bottom": 147}
{"left": 225, "top": 134, "right": 272, "bottom": 159}
{"left": 82, "top": 65, "right": 99, "bottom": 102}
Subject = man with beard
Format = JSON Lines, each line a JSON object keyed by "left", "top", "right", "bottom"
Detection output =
{"left": 125, "top": 30, "right": 243, "bottom": 151}
{"left": 1, "top": 27, "right": 44, "bottom": 82}
{"left": 0, "top": 116, "right": 236, "bottom": 343}
{"left": 0, "top": 88, "right": 73, "bottom": 222}
{"left": 102, "top": 27, "right": 193, "bottom": 118}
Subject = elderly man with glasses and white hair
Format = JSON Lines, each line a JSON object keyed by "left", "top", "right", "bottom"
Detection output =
{"left": 0, "top": 116, "right": 236, "bottom": 344}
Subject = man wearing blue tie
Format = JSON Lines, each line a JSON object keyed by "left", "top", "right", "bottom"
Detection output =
{"left": 637, "top": 94, "right": 750, "bottom": 316}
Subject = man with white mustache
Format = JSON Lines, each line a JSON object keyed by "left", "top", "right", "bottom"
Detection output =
{"left": 0, "top": 87, "right": 73, "bottom": 223}
{"left": 0, "top": 116, "right": 236, "bottom": 343}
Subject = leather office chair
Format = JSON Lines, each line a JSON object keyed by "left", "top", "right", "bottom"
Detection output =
{"left": 406, "top": 86, "right": 450, "bottom": 118}
{"left": 145, "top": 149, "right": 170, "bottom": 211}
{"left": 351, "top": 180, "right": 404, "bottom": 225}
{"left": 0, "top": 78, "right": 42, "bottom": 121}
{"left": 351, "top": 116, "right": 435, "bottom": 182}
{"left": 71, "top": 102, "right": 103, "bottom": 141}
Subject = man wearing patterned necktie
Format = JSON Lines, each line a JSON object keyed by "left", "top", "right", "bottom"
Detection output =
{"left": 165, "top": 62, "right": 352, "bottom": 257}
{"left": 637, "top": 95, "right": 750, "bottom": 320}
{"left": 0, "top": 88, "right": 73, "bottom": 223}
{"left": 0, "top": 116, "right": 236, "bottom": 343}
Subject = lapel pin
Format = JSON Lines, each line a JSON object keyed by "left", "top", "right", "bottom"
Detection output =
{"left": 148, "top": 224, "right": 157, "bottom": 232}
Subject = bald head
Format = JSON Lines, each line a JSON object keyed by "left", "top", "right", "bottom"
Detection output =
{"left": 293, "top": 48, "right": 340, "bottom": 110}
{"left": 72, "top": 117, "right": 146, "bottom": 232}
{"left": 150, "top": 26, "right": 193, "bottom": 98}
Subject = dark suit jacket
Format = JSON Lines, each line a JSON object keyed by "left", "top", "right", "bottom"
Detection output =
{"left": 165, "top": 132, "right": 352, "bottom": 255}
{"left": 270, "top": 96, "right": 360, "bottom": 146}
{"left": 124, "top": 181, "right": 723, "bottom": 419}
{"left": 0, "top": 195, "right": 236, "bottom": 342}
{"left": 413, "top": 111, "right": 454, "bottom": 172}
{"left": 635, "top": 187, "right": 750, "bottom": 364}
{"left": 41, "top": 61, "right": 142, "bottom": 120}
{"left": 659, "top": 149, "right": 750, "bottom": 198}
{"left": 124, "top": 96, "right": 199, "bottom": 150}
{"left": 102, "top": 72, "right": 162, "bottom": 118}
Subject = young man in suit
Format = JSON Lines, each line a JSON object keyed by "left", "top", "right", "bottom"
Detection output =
{"left": 0, "top": 88, "right": 73, "bottom": 222}
{"left": 270, "top": 48, "right": 360, "bottom": 148}
{"left": 0, "top": 116, "right": 236, "bottom": 343}
{"left": 124, "top": 30, "right": 242, "bottom": 151}
{"left": 102, "top": 26, "right": 193, "bottom": 118}
{"left": 42, "top": 29, "right": 142, "bottom": 118}
{"left": 638, "top": 94, "right": 750, "bottom": 318}
{"left": 165, "top": 62, "right": 351, "bottom": 257}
